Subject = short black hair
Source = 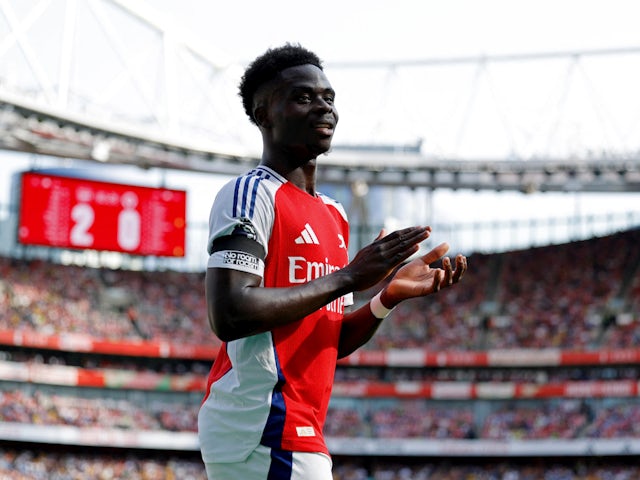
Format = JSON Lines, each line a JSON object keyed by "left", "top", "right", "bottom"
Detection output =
{"left": 239, "top": 43, "right": 323, "bottom": 125}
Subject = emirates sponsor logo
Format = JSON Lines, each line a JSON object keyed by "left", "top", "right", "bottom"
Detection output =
{"left": 288, "top": 255, "right": 346, "bottom": 313}
{"left": 288, "top": 256, "right": 341, "bottom": 283}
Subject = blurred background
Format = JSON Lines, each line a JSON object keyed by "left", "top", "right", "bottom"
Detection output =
{"left": 0, "top": 1, "right": 639, "bottom": 478}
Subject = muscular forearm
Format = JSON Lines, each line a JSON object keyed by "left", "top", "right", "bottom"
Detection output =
{"left": 337, "top": 301, "right": 387, "bottom": 359}
{"left": 207, "top": 225, "right": 437, "bottom": 342}
{"left": 207, "top": 267, "right": 354, "bottom": 342}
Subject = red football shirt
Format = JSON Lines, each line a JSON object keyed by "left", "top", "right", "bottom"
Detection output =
{"left": 199, "top": 166, "right": 351, "bottom": 462}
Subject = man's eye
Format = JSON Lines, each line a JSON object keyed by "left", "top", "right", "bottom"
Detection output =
{"left": 297, "top": 94, "right": 311, "bottom": 103}
{"left": 324, "top": 96, "right": 335, "bottom": 105}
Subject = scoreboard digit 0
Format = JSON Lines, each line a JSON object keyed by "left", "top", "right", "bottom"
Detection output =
{"left": 18, "top": 171, "right": 187, "bottom": 257}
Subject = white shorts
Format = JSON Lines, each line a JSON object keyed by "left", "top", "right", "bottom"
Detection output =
{"left": 203, "top": 445, "right": 333, "bottom": 480}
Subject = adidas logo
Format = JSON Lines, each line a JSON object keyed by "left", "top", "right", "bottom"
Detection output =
{"left": 295, "top": 223, "right": 319, "bottom": 245}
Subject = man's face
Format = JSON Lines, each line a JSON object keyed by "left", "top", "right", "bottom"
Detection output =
{"left": 265, "top": 64, "right": 339, "bottom": 158}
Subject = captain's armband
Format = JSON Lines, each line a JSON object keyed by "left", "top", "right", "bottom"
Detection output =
{"left": 207, "top": 235, "right": 265, "bottom": 275}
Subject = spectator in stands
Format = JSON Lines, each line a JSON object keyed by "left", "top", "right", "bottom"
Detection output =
{"left": 197, "top": 43, "right": 467, "bottom": 480}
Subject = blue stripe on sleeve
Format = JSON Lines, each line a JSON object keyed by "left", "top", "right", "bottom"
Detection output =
{"left": 248, "top": 176, "right": 261, "bottom": 218}
{"left": 232, "top": 177, "right": 242, "bottom": 218}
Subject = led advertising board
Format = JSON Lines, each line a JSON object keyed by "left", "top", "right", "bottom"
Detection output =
{"left": 18, "top": 171, "right": 186, "bottom": 257}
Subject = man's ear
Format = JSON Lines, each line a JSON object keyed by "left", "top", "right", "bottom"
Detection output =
{"left": 254, "top": 106, "right": 271, "bottom": 128}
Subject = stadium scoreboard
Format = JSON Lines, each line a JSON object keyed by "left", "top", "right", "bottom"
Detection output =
{"left": 17, "top": 171, "right": 187, "bottom": 257}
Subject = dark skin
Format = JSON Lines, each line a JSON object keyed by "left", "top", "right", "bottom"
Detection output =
{"left": 207, "top": 64, "right": 467, "bottom": 357}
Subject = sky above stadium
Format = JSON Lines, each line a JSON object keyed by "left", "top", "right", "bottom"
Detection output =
{"left": 148, "top": 0, "right": 640, "bottom": 154}
{"left": 154, "top": 0, "right": 639, "bottom": 64}
{"left": 114, "top": 0, "right": 640, "bottom": 246}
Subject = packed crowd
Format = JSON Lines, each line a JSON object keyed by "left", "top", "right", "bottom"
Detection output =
{"left": 1, "top": 229, "right": 639, "bottom": 478}
{"left": 1, "top": 228, "right": 638, "bottom": 351}
{"left": 332, "top": 459, "right": 640, "bottom": 480}
{"left": 3, "top": 448, "right": 640, "bottom": 480}
{"left": 325, "top": 398, "right": 640, "bottom": 440}
{"left": 492, "top": 230, "right": 640, "bottom": 350}
{"left": 0, "top": 256, "right": 216, "bottom": 346}
{"left": 0, "top": 448, "right": 207, "bottom": 480}
{"left": 325, "top": 400, "right": 477, "bottom": 439}
{"left": 0, "top": 389, "right": 199, "bottom": 432}
{"left": 367, "top": 228, "right": 640, "bottom": 351}
{"left": 3, "top": 386, "right": 640, "bottom": 441}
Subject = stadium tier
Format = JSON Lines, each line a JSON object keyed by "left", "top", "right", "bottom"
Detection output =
{"left": 1, "top": 228, "right": 639, "bottom": 478}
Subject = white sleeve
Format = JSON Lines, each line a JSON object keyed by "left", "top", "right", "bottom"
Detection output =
{"left": 206, "top": 174, "right": 275, "bottom": 276}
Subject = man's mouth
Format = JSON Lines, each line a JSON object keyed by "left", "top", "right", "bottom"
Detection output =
{"left": 313, "top": 123, "right": 334, "bottom": 136}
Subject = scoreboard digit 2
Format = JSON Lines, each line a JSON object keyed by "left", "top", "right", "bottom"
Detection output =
{"left": 18, "top": 171, "right": 187, "bottom": 257}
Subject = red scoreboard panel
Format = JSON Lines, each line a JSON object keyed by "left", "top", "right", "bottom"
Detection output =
{"left": 18, "top": 171, "right": 187, "bottom": 257}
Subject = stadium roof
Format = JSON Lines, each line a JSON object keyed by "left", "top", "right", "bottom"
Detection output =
{"left": 0, "top": 0, "right": 639, "bottom": 193}
{"left": 1, "top": 92, "right": 639, "bottom": 193}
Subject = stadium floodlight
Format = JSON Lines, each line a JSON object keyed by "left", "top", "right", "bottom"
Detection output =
{"left": 91, "top": 140, "right": 111, "bottom": 162}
